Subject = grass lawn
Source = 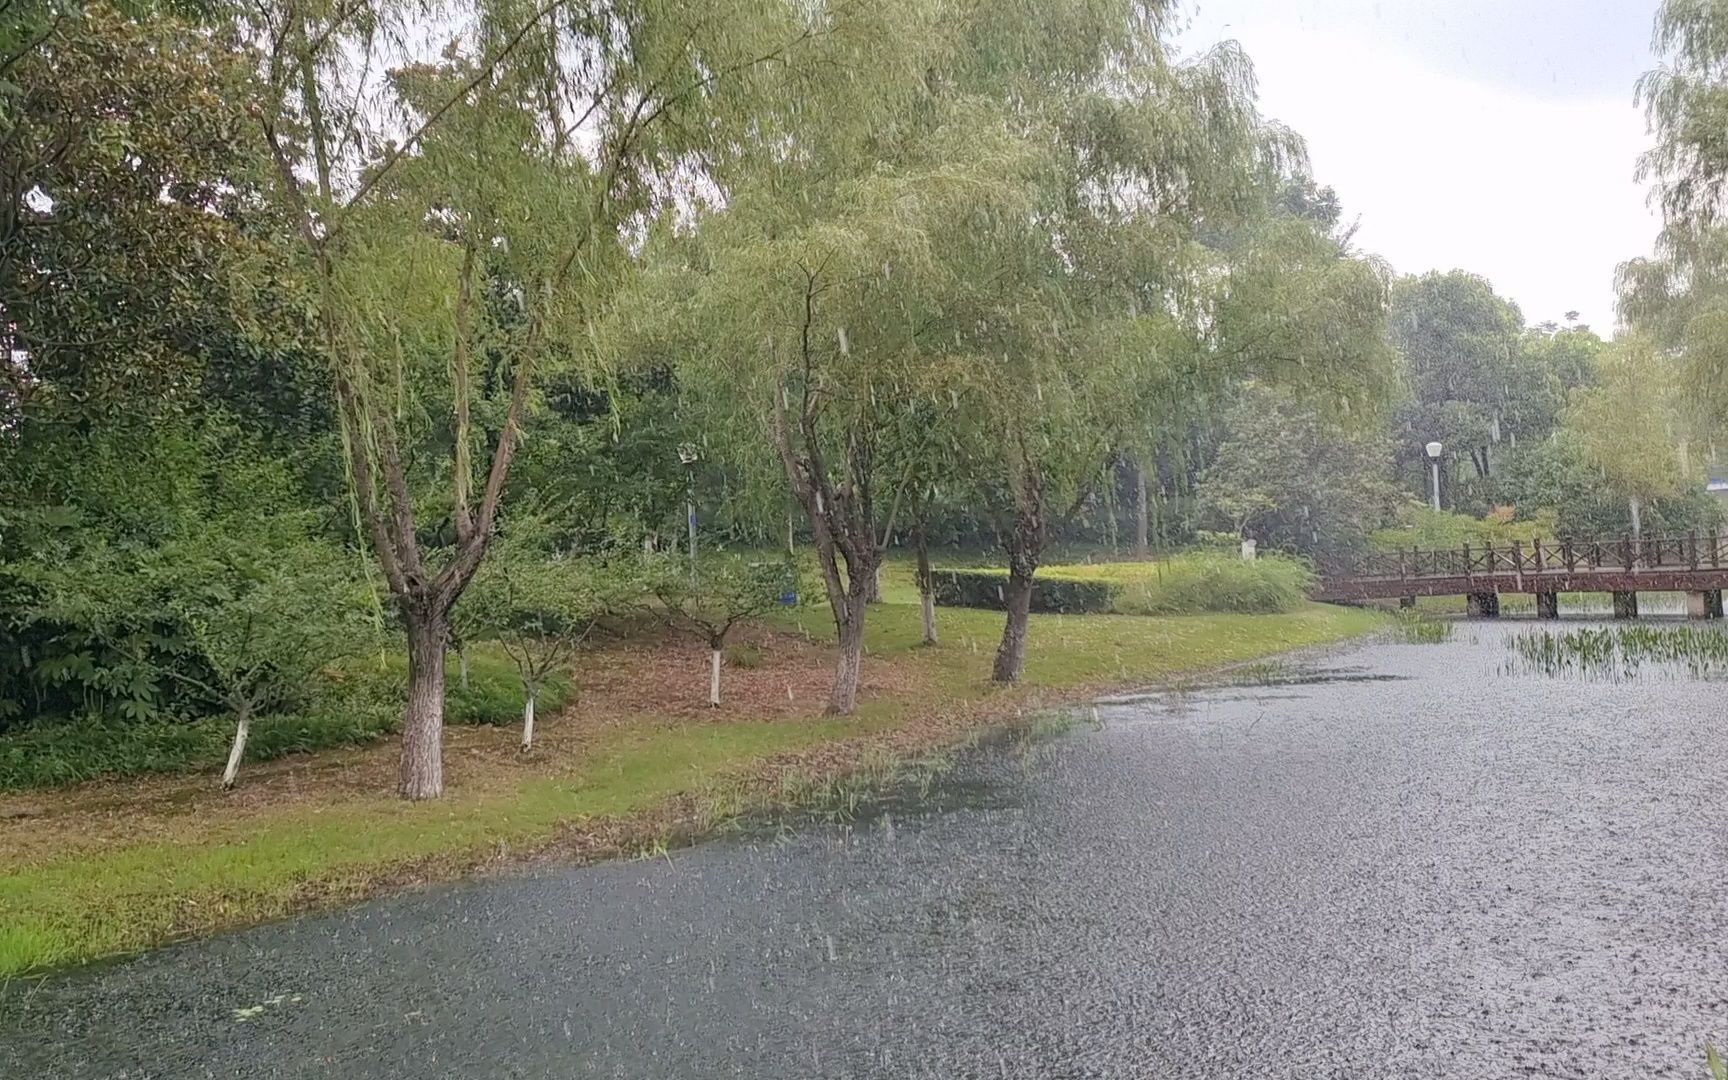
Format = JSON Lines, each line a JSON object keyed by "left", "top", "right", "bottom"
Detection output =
{"left": 0, "top": 594, "right": 1383, "bottom": 977}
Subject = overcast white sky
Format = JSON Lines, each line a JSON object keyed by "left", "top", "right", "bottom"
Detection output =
{"left": 1178, "top": 0, "right": 1662, "bottom": 332}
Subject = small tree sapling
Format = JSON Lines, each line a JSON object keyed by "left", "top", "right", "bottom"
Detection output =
{"left": 465, "top": 548, "right": 610, "bottom": 752}
{"left": 645, "top": 554, "right": 795, "bottom": 707}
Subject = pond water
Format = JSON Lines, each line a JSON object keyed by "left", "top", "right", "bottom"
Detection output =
{"left": 6, "top": 619, "right": 1728, "bottom": 1079}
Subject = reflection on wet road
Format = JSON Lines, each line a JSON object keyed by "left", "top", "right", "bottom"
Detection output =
{"left": 6, "top": 620, "right": 1728, "bottom": 1078}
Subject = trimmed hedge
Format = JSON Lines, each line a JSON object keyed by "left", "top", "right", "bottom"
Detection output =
{"left": 930, "top": 552, "right": 1316, "bottom": 617}
{"left": 930, "top": 569, "right": 1118, "bottom": 614}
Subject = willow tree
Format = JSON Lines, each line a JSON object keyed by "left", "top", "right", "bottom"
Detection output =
{"left": 248, "top": 0, "right": 826, "bottom": 797}
{"left": 1564, "top": 339, "right": 1694, "bottom": 541}
{"left": 940, "top": 21, "right": 1392, "bottom": 683}
{"left": 1620, "top": 1, "right": 1728, "bottom": 428}
{"left": 929, "top": 30, "right": 1291, "bottom": 682}
{"left": 616, "top": 2, "right": 1035, "bottom": 715}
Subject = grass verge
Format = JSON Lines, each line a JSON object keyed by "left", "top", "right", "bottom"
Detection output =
{"left": 0, "top": 599, "right": 1383, "bottom": 977}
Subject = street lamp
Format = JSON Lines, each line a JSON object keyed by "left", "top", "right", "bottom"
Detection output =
{"left": 678, "top": 442, "right": 700, "bottom": 585}
{"left": 1425, "top": 441, "right": 1444, "bottom": 512}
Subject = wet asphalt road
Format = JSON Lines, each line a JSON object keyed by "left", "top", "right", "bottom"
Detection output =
{"left": 7, "top": 620, "right": 1728, "bottom": 1078}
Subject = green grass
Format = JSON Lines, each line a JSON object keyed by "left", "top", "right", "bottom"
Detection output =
{"left": 782, "top": 596, "right": 1383, "bottom": 689}
{"left": 2, "top": 595, "right": 1382, "bottom": 976}
{"left": 0, "top": 714, "right": 889, "bottom": 975}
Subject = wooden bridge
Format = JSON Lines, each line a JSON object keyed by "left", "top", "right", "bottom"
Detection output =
{"left": 1317, "top": 535, "right": 1728, "bottom": 618}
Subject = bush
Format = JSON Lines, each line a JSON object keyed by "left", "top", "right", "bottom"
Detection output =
{"left": 354, "top": 645, "right": 573, "bottom": 728}
{"left": 930, "top": 569, "right": 1118, "bottom": 614}
{"left": 0, "top": 641, "right": 571, "bottom": 790}
{"left": 931, "top": 553, "right": 1315, "bottom": 617}
{"left": 1370, "top": 504, "right": 1557, "bottom": 552}
{"left": 0, "top": 707, "right": 399, "bottom": 791}
{"left": 1068, "top": 553, "right": 1315, "bottom": 615}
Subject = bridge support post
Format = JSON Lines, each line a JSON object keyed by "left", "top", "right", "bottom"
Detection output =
{"left": 1688, "top": 591, "right": 1713, "bottom": 620}
{"left": 1399, "top": 595, "right": 1416, "bottom": 609}
{"left": 1535, "top": 592, "right": 1559, "bottom": 619}
{"left": 1711, "top": 590, "right": 1724, "bottom": 619}
{"left": 1612, "top": 591, "right": 1640, "bottom": 619}
{"left": 1466, "top": 592, "right": 1500, "bottom": 619}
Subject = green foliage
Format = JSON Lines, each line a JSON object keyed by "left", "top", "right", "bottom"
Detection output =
{"left": 1068, "top": 554, "right": 1316, "bottom": 616}
{"left": 442, "top": 651, "right": 573, "bottom": 727}
{"left": 1490, "top": 430, "right": 1720, "bottom": 539}
{"left": 640, "top": 552, "right": 798, "bottom": 647}
{"left": 930, "top": 569, "right": 1118, "bottom": 615}
{"left": 1390, "top": 610, "right": 1453, "bottom": 644}
{"left": 0, "top": 705, "right": 399, "bottom": 792}
{"left": 933, "top": 553, "right": 1315, "bottom": 616}
{"left": 0, "top": 413, "right": 355, "bottom": 729}
{"left": 1563, "top": 337, "right": 1697, "bottom": 535}
{"left": 1509, "top": 624, "right": 1728, "bottom": 680}
{"left": 0, "top": 0, "right": 1415, "bottom": 783}
{"left": 1, "top": 3, "right": 290, "bottom": 419}
{"left": 1380, "top": 274, "right": 1623, "bottom": 527}
{"left": 0, "top": 644, "right": 573, "bottom": 789}
{"left": 459, "top": 536, "right": 621, "bottom": 700}
{"left": 1197, "top": 382, "right": 1400, "bottom": 564}
{"left": 1370, "top": 505, "right": 1558, "bottom": 551}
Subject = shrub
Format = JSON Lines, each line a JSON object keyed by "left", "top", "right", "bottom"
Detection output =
{"left": 932, "top": 553, "right": 1315, "bottom": 617}
{"left": 930, "top": 569, "right": 1117, "bottom": 614}
{"left": 358, "top": 646, "right": 572, "bottom": 728}
{"left": 1083, "top": 553, "right": 1315, "bottom": 615}
{"left": 0, "top": 642, "right": 570, "bottom": 790}
{"left": 1370, "top": 504, "right": 1558, "bottom": 552}
{"left": 0, "top": 706, "right": 400, "bottom": 791}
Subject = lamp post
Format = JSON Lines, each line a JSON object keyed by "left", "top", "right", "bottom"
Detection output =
{"left": 678, "top": 442, "right": 700, "bottom": 586}
{"left": 1425, "top": 441, "right": 1444, "bottom": 512}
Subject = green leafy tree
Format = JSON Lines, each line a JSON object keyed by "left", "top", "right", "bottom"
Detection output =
{"left": 624, "top": 1, "right": 1029, "bottom": 713}
{"left": 0, "top": 4, "right": 285, "bottom": 425}
{"left": 641, "top": 554, "right": 793, "bottom": 707}
{"left": 251, "top": 0, "right": 831, "bottom": 797}
{"left": 1616, "top": 3, "right": 1728, "bottom": 439}
{"left": 941, "top": 47, "right": 1391, "bottom": 683}
{"left": 1388, "top": 271, "right": 1531, "bottom": 483}
{"left": 461, "top": 541, "right": 611, "bottom": 752}
{"left": 1197, "top": 383, "right": 1400, "bottom": 565}
{"left": 9, "top": 425, "right": 374, "bottom": 787}
{"left": 1563, "top": 338, "right": 1697, "bottom": 541}
{"left": 162, "top": 535, "right": 376, "bottom": 788}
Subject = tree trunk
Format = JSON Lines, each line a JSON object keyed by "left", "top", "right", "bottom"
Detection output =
{"left": 862, "top": 563, "right": 882, "bottom": 604}
{"left": 220, "top": 705, "right": 252, "bottom": 790}
{"left": 1133, "top": 454, "right": 1150, "bottom": 559}
{"left": 520, "top": 686, "right": 536, "bottom": 752}
{"left": 1629, "top": 495, "right": 1644, "bottom": 543}
{"left": 709, "top": 647, "right": 723, "bottom": 707}
{"left": 915, "top": 527, "right": 937, "bottom": 646}
{"left": 991, "top": 562, "right": 1035, "bottom": 684}
{"left": 400, "top": 610, "right": 448, "bottom": 799}
{"left": 829, "top": 607, "right": 865, "bottom": 714}
{"left": 992, "top": 493, "right": 1043, "bottom": 684}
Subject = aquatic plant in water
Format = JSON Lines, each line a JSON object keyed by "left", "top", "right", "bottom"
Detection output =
{"left": 1508, "top": 625, "right": 1728, "bottom": 680}
{"left": 1391, "top": 610, "right": 1453, "bottom": 644}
